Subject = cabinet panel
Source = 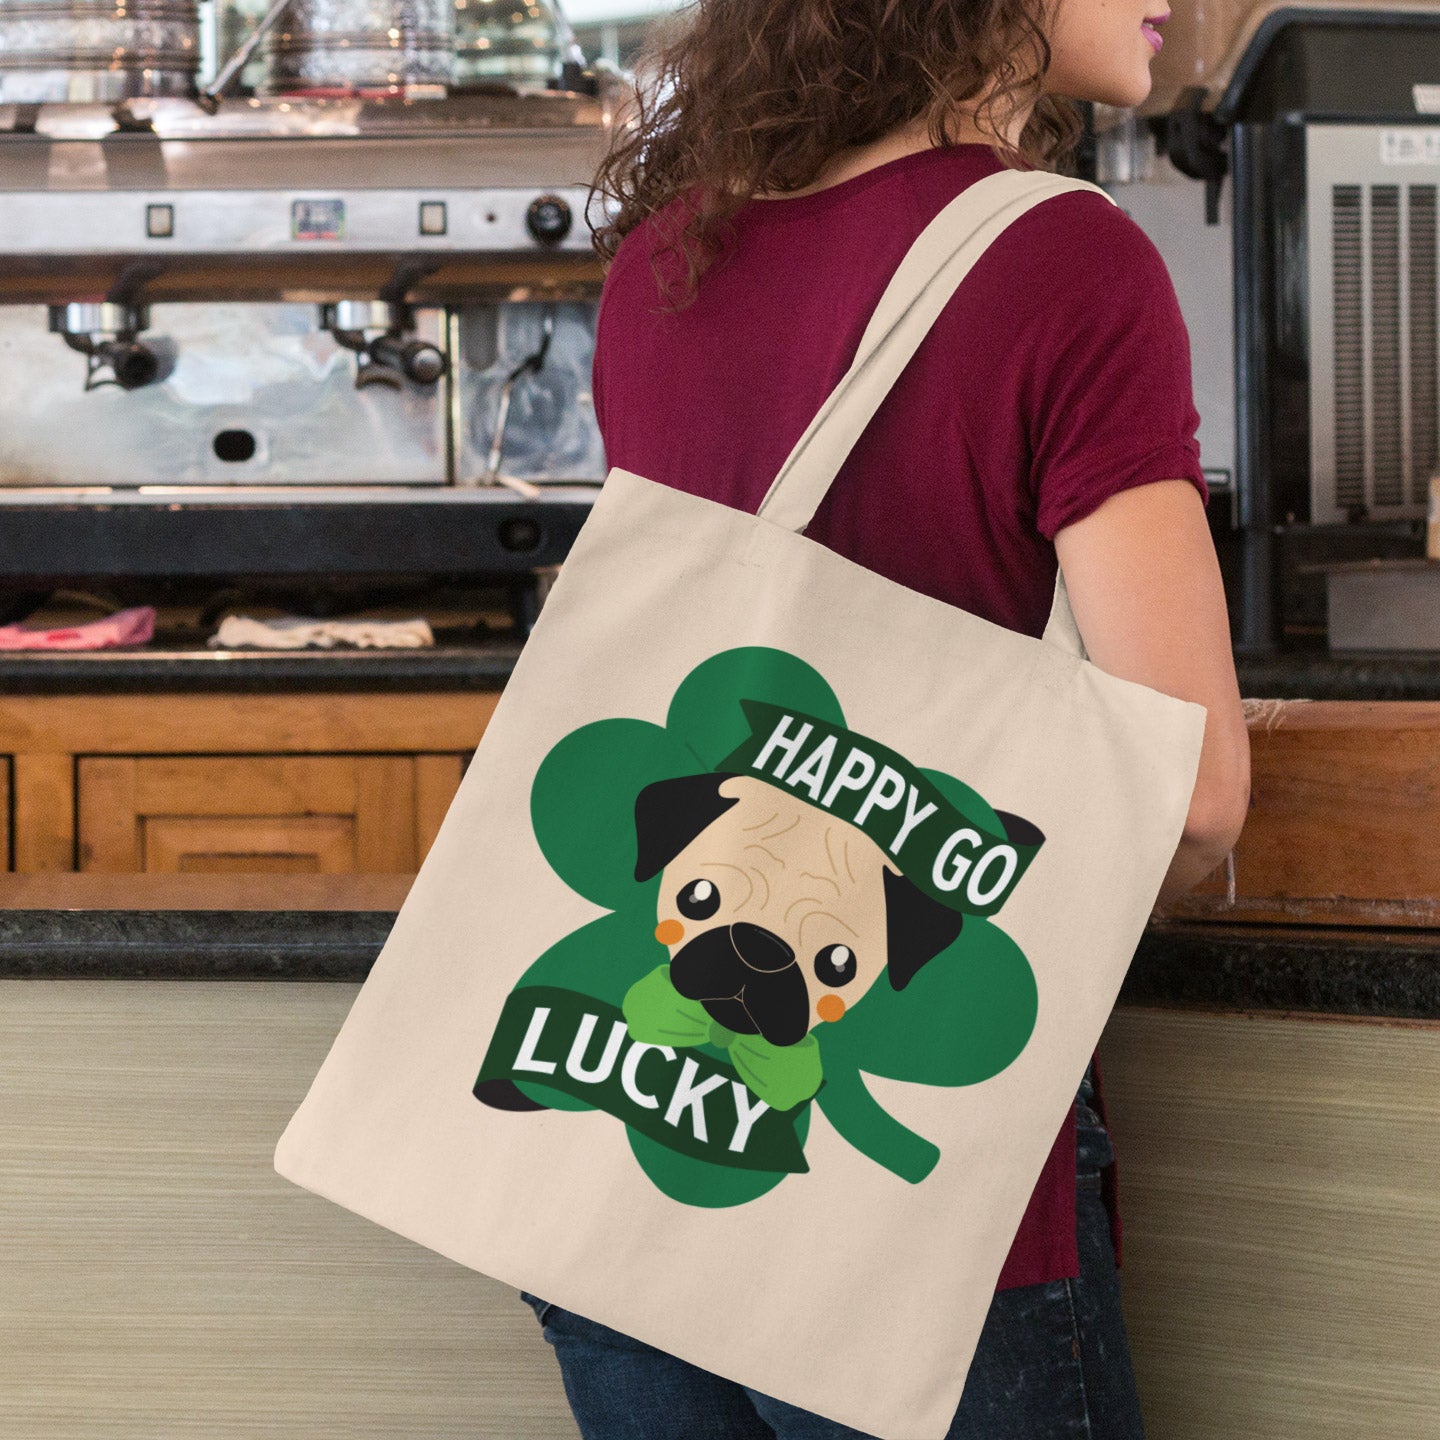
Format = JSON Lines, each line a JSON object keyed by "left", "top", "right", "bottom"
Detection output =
{"left": 75, "top": 757, "right": 138, "bottom": 871}
{"left": 1163, "top": 701, "right": 1440, "bottom": 926}
{"left": 415, "top": 754, "right": 465, "bottom": 865}
{"left": 143, "top": 815, "right": 358, "bottom": 874}
{"left": 2, "top": 692, "right": 492, "bottom": 877}
{"left": 1, "top": 757, "right": 10, "bottom": 870}
{"left": 132, "top": 755, "right": 361, "bottom": 815}
{"left": 12, "top": 752, "right": 73, "bottom": 872}
{"left": 353, "top": 756, "right": 418, "bottom": 872}
{"left": 77, "top": 756, "right": 453, "bottom": 876}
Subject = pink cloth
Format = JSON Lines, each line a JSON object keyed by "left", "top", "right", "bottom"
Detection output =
{"left": 0, "top": 604, "right": 156, "bottom": 650}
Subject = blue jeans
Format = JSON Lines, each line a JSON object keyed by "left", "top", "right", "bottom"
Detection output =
{"left": 520, "top": 1065, "right": 1144, "bottom": 1440}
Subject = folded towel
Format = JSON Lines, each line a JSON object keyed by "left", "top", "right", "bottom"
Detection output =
{"left": 207, "top": 614, "right": 435, "bottom": 650}
{"left": 0, "top": 604, "right": 156, "bottom": 651}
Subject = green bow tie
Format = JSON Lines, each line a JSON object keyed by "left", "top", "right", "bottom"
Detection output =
{"left": 622, "top": 965, "right": 823, "bottom": 1113}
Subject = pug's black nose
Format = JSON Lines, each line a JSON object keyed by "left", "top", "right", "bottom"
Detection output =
{"left": 730, "top": 922, "right": 795, "bottom": 973}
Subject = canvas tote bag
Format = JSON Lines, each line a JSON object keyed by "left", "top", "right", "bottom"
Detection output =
{"left": 275, "top": 166, "right": 1206, "bottom": 1440}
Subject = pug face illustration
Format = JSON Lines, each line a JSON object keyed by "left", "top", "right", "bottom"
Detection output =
{"left": 634, "top": 773, "right": 969, "bottom": 1048}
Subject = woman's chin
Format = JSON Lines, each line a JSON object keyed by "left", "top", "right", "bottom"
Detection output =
{"left": 1049, "top": 67, "right": 1154, "bottom": 112}
{"left": 1109, "top": 67, "right": 1156, "bottom": 111}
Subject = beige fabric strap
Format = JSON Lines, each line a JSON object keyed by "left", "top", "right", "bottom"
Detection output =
{"left": 754, "top": 167, "right": 1118, "bottom": 660}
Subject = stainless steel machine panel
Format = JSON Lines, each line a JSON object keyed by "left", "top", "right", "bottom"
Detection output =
{"left": 0, "top": 183, "right": 596, "bottom": 256}
{"left": 455, "top": 299, "right": 604, "bottom": 485}
{"left": 0, "top": 302, "right": 447, "bottom": 485}
{"left": 0, "top": 91, "right": 612, "bottom": 518}
{"left": 1307, "top": 122, "right": 1440, "bottom": 524}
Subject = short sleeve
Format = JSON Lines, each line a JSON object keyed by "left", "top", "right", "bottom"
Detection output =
{"left": 592, "top": 260, "right": 615, "bottom": 444}
{"left": 1025, "top": 194, "right": 1208, "bottom": 542}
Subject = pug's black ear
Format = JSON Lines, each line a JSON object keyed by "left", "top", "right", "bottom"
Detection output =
{"left": 994, "top": 810, "right": 1045, "bottom": 848}
{"left": 634, "top": 773, "right": 740, "bottom": 882}
{"left": 882, "top": 867, "right": 965, "bottom": 992}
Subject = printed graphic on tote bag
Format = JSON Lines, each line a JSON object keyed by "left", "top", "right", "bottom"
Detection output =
{"left": 475, "top": 647, "right": 1043, "bottom": 1208}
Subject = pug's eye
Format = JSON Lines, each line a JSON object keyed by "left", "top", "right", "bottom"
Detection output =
{"left": 676, "top": 878, "right": 720, "bottom": 920}
{"left": 814, "top": 944, "right": 857, "bottom": 987}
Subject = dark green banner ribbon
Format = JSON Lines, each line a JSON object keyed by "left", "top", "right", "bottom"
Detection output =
{"left": 476, "top": 985, "right": 810, "bottom": 1174}
{"left": 716, "top": 700, "right": 1042, "bottom": 916}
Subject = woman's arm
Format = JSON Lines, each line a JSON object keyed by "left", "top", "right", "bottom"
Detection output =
{"left": 1053, "top": 479, "right": 1251, "bottom": 907}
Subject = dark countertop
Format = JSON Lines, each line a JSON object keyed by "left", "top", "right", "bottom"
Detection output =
{"left": 1119, "top": 921, "right": 1440, "bottom": 1017}
{"left": 2, "top": 908, "right": 1435, "bottom": 1018}
{"left": 0, "top": 638, "right": 524, "bottom": 692}
{"left": 3, "top": 641, "right": 1440, "bottom": 697}
{"left": 1233, "top": 649, "right": 1440, "bottom": 699}
{"left": 0, "top": 908, "right": 394, "bottom": 979}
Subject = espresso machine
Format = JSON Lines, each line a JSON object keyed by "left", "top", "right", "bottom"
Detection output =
{"left": 1103, "top": 0, "right": 1440, "bottom": 651}
{"left": 0, "top": 0, "right": 625, "bottom": 629}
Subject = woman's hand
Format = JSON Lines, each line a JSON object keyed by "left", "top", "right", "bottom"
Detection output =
{"left": 1054, "top": 479, "right": 1251, "bottom": 906}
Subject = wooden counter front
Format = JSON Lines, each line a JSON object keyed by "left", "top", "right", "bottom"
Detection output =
{"left": 1159, "top": 698, "right": 1440, "bottom": 928}
{"left": 0, "top": 690, "right": 494, "bottom": 881}
{"left": 5, "top": 690, "right": 1437, "bottom": 927}
{"left": 5, "top": 685, "right": 1440, "bottom": 1439}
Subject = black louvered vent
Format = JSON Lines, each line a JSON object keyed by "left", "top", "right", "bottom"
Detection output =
{"left": 1370, "top": 186, "right": 1402, "bottom": 507}
{"left": 1330, "top": 182, "right": 1440, "bottom": 516}
{"left": 1332, "top": 184, "right": 1364, "bottom": 511}
{"left": 1410, "top": 185, "right": 1438, "bottom": 505}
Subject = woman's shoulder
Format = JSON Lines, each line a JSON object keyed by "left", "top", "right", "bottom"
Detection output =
{"left": 995, "top": 181, "right": 1180, "bottom": 311}
{"left": 881, "top": 151, "right": 1180, "bottom": 312}
{"left": 594, "top": 187, "right": 710, "bottom": 308}
{"left": 966, "top": 174, "right": 1168, "bottom": 277}
{"left": 594, "top": 162, "right": 1184, "bottom": 339}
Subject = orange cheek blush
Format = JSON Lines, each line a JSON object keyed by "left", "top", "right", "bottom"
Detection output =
{"left": 654, "top": 919, "right": 685, "bottom": 946}
{"left": 816, "top": 994, "right": 846, "bottom": 1024}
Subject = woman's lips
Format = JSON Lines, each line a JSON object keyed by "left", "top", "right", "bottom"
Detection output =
{"left": 1142, "top": 16, "right": 1166, "bottom": 53}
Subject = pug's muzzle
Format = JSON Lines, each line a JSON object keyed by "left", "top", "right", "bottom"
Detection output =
{"left": 668, "top": 922, "right": 811, "bottom": 1048}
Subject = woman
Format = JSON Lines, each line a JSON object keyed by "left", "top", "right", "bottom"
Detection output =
{"left": 520, "top": 0, "right": 1251, "bottom": 1434}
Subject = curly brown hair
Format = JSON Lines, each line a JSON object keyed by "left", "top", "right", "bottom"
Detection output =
{"left": 589, "top": 0, "right": 1085, "bottom": 313}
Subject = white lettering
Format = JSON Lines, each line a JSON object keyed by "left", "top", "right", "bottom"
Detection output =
{"left": 890, "top": 788, "right": 939, "bottom": 856}
{"left": 663, "top": 1056, "right": 728, "bottom": 1142}
{"left": 854, "top": 764, "right": 907, "bottom": 827}
{"left": 619, "top": 1041, "right": 676, "bottom": 1109}
{"left": 752, "top": 714, "right": 813, "bottom": 780}
{"left": 565, "top": 1014, "right": 628, "bottom": 1085}
{"left": 966, "top": 846, "right": 1019, "bottom": 907}
{"left": 820, "top": 746, "right": 877, "bottom": 810}
{"left": 785, "top": 734, "right": 836, "bottom": 802}
{"left": 728, "top": 1082, "right": 770, "bottom": 1155}
{"left": 513, "top": 1006, "right": 558, "bottom": 1075}
{"left": 933, "top": 828, "right": 983, "bottom": 892}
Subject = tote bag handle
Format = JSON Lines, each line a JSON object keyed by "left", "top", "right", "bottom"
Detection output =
{"left": 754, "top": 167, "right": 1118, "bottom": 660}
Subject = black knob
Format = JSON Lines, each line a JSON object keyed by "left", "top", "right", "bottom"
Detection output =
{"left": 526, "top": 194, "right": 572, "bottom": 246}
{"left": 103, "top": 340, "right": 160, "bottom": 390}
{"left": 402, "top": 340, "right": 447, "bottom": 386}
{"left": 368, "top": 335, "right": 448, "bottom": 387}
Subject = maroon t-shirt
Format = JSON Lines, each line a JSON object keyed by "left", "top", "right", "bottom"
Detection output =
{"left": 590, "top": 142, "right": 1207, "bottom": 1288}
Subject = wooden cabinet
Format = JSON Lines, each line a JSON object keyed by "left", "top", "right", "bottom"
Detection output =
{"left": 1160, "top": 700, "right": 1440, "bottom": 928}
{"left": 77, "top": 754, "right": 464, "bottom": 874}
{"left": 0, "top": 691, "right": 497, "bottom": 878}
